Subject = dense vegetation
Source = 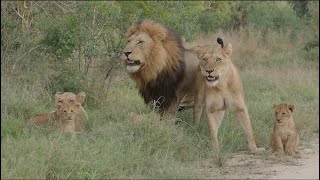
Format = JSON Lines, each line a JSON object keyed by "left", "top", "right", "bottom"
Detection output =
{"left": 1, "top": 1, "right": 319, "bottom": 179}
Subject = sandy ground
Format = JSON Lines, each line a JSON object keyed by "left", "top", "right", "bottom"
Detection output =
{"left": 195, "top": 133, "right": 319, "bottom": 179}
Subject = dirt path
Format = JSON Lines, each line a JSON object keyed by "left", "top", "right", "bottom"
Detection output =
{"left": 195, "top": 133, "right": 319, "bottom": 179}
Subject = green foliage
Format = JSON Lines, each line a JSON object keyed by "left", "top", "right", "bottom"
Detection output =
{"left": 248, "top": 2, "right": 302, "bottom": 32}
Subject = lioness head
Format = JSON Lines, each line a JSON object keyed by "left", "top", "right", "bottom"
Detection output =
{"left": 272, "top": 103, "right": 295, "bottom": 125}
{"left": 193, "top": 38, "right": 232, "bottom": 87}
{"left": 55, "top": 91, "right": 86, "bottom": 109}
{"left": 61, "top": 103, "right": 81, "bottom": 122}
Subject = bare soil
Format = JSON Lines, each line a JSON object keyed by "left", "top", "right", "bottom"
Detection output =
{"left": 195, "top": 133, "right": 319, "bottom": 179}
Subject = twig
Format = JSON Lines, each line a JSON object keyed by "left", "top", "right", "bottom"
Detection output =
{"left": 11, "top": 45, "right": 41, "bottom": 73}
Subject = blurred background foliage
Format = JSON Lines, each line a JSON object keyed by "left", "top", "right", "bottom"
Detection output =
{"left": 1, "top": 1, "right": 319, "bottom": 108}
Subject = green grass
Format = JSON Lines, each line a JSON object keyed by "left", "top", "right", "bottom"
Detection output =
{"left": 1, "top": 29, "right": 319, "bottom": 178}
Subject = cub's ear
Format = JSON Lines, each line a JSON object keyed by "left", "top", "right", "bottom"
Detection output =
{"left": 76, "top": 91, "right": 86, "bottom": 105}
{"left": 223, "top": 43, "right": 232, "bottom": 56}
{"left": 272, "top": 104, "right": 278, "bottom": 111}
{"left": 288, "top": 104, "right": 295, "bottom": 112}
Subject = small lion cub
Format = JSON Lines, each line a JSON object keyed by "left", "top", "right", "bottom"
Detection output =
{"left": 59, "top": 103, "right": 81, "bottom": 135}
{"left": 270, "top": 103, "right": 300, "bottom": 156}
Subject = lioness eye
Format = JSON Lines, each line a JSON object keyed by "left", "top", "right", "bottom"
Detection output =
{"left": 138, "top": 40, "right": 144, "bottom": 44}
{"left": 58, "top": 100, "right": 62, "bottom": 103}
{"left": 282, "top": 112, "right": 285, "bottom": 115}
{"left": 217, "top": 58, "right": 221, "bottom": 61}
{"left": 202, "top": 58, "right": 207, "bottom": 61}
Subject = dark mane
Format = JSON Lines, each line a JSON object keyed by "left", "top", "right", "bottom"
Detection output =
{"left": 139, "top": 58, "right": 185, "bottom": 113}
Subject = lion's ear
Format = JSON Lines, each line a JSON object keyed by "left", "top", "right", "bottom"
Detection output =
{"left": 223, "top": 43, "right": 232, "bottom": 56}
{"left": 74, "top": 103, "right": 81, "bottom": 109}
{"left": 272, "top": 104, "right": 278, "bottom": 111}
{"left": 149, "top": 26, "right": 168, "bottom": 41}
{"left": 288, "top": 104, "right": 295, "bottom": 112}
{"left": 76, "top": 91, "right": 86, "bottom": 105}
{"left": 193, "top": 46, "right": 205, "bottom": 58}
{"left": 55, "top": 92, "right": 63, "bottom": 99}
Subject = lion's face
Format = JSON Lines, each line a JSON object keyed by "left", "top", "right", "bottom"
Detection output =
{"left": 273, "top": 103, "right": 295, "bottom": 125}
{"left": 194, "top": 43, "right": 232, "bottom": 87}
{"left": 55, "top": 91, "right": 86, "bottom": 110}
{"left": 61, "top": 103, "right": 80, "bottom": 122}
{"left": 122, "top": 32, "right": 155, "bottom": 73}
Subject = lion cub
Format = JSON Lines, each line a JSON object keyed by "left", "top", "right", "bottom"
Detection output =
{"left": 25, "top": 91, "right": 87, "bottom": 129}
{"left": 192, "top": 38, "right": 264, "bottom": 153}
{"left": 59, "top": 103, "right": 88, "bottom": 135}
{"left": 270, "top": 103, "right": 300, "bottom": 156}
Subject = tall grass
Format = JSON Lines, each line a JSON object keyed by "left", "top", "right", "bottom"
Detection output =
{"left": 1, "top": 26, "right": 319, "bottom": 179}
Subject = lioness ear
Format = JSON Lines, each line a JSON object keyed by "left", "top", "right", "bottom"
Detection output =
{"left": 223, "top": 43, "right": 232, "bottom": 56}
{"left": 272, "top": 104, "right": 277, "bottom": 111}
{"left": 74, "top": 103, "right": 81, "bottom": 109}
{"left": 288, "top": 104, "right": 295, "bottom": 112}
{"left": 76, "top": 91, "right": 86, "bottom": 105}
{"left": 193, "top": 46, "right": 205, "bottom": 58}
{"left": 55, "top": 92, "right": 63, "bottom": 99}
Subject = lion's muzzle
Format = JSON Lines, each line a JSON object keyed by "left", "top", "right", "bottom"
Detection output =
{"left": 206, "top": 75, "right": 219, "bottom": 82}
{"left": 126, "top": 59, "right": 141, "bottom": 66}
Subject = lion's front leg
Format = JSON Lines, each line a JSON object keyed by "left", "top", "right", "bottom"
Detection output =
{"left": 233, "top": 102, "right": 260, "bottom": 152}
{"left": 193, "top": 86, "right": 205, "bottom": 127}
{"left": 206, "top": 110, "right": 225, "bottom": 151}
{"left": 284, "top": 134, "right": 298, "bottom": 156}
{"left": 271, "top": 133, "right": 283, "bottom": 156}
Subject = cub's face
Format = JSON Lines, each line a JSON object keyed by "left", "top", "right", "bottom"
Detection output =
{"left": 61, "top": 103, "right": 80, "bottom": 122}
{"left": 273, "top": 103, "right": 295, "bottom": 125}
{"left": 122, "top": 32, "right": 154, "bottom": 73}
{"left": 194, "top": 43, "right": 232, "bottom": 87}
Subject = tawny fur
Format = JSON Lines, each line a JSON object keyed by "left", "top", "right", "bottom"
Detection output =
{"left": 192, "top": 41, "right": 263, "bottom": 152}
{"left": 59, "top": 103, "right": 88, "bottom": 135}
{"left": 121, "top": 19, "right": 199, "bottom": 115}
{"left": 270, "top": 103, "right": 300, "bottom": 156}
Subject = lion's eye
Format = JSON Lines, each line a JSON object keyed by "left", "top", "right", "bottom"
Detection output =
{"left": 138, "top": 40, "right": 144, "bottom": 44}
{"left": 282, "top": 112, "right": 285, "bottom": 115}
{"left": 58, "top": 100, "right": 62, "bottom": 103}
{"left": 127, "top": 40, "right": 131, "bottom": 43}
{"left": 71, "top": 110, "right": 73, "bottom": 113}
{"left": 216, "top": 58, "right": 221, "bottom": 62}
{"left": 202, "top": 58, "right": 207, "bottom": 61}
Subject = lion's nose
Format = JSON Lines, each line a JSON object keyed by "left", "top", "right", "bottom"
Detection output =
{"left": 124, "top": 51, "right": 132, "bottom": 57}
{"left": 206, "top": 69, "right": 214, "bottom": 74}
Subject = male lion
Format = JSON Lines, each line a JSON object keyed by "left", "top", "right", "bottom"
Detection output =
{"left": 192, "top": 38, "right": 264, "bottom": 153}
{"left": 121, "top": 19, "right": 199, "bottom": 116}
{"left": 59, "top": 103, "right": 88, "bottom": 135}
{"left": 270, "top": 103, "right": 300, "bottom": 156}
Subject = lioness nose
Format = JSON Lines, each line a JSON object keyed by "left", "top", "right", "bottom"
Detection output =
{"left": 124, "top": 51, "right": 132, "bottom": 57}
{"left": 206, "top": 70, "right": 214, "bottom": 74}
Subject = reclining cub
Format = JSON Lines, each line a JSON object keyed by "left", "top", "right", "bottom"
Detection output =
{"left": 192, "top": 38, "right": 264, "bottom": 153}
{"left": 25, "top": 91, "right": 88, "bottom": 134}
{"left": 270, "top": 103, "right": 300, "bottom": 156}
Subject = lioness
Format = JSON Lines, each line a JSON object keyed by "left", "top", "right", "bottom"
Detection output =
{"left": 270, "top": 103, "right": 300, "bottom": 156}
{"left": 25, "top": 111, "right": 59, "bottom": 129}
{"left": 192, "top": 38, "right": 264, "bottom": 152}
{"left": 121, "top": 19, "right": 199, "bottom": 117}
